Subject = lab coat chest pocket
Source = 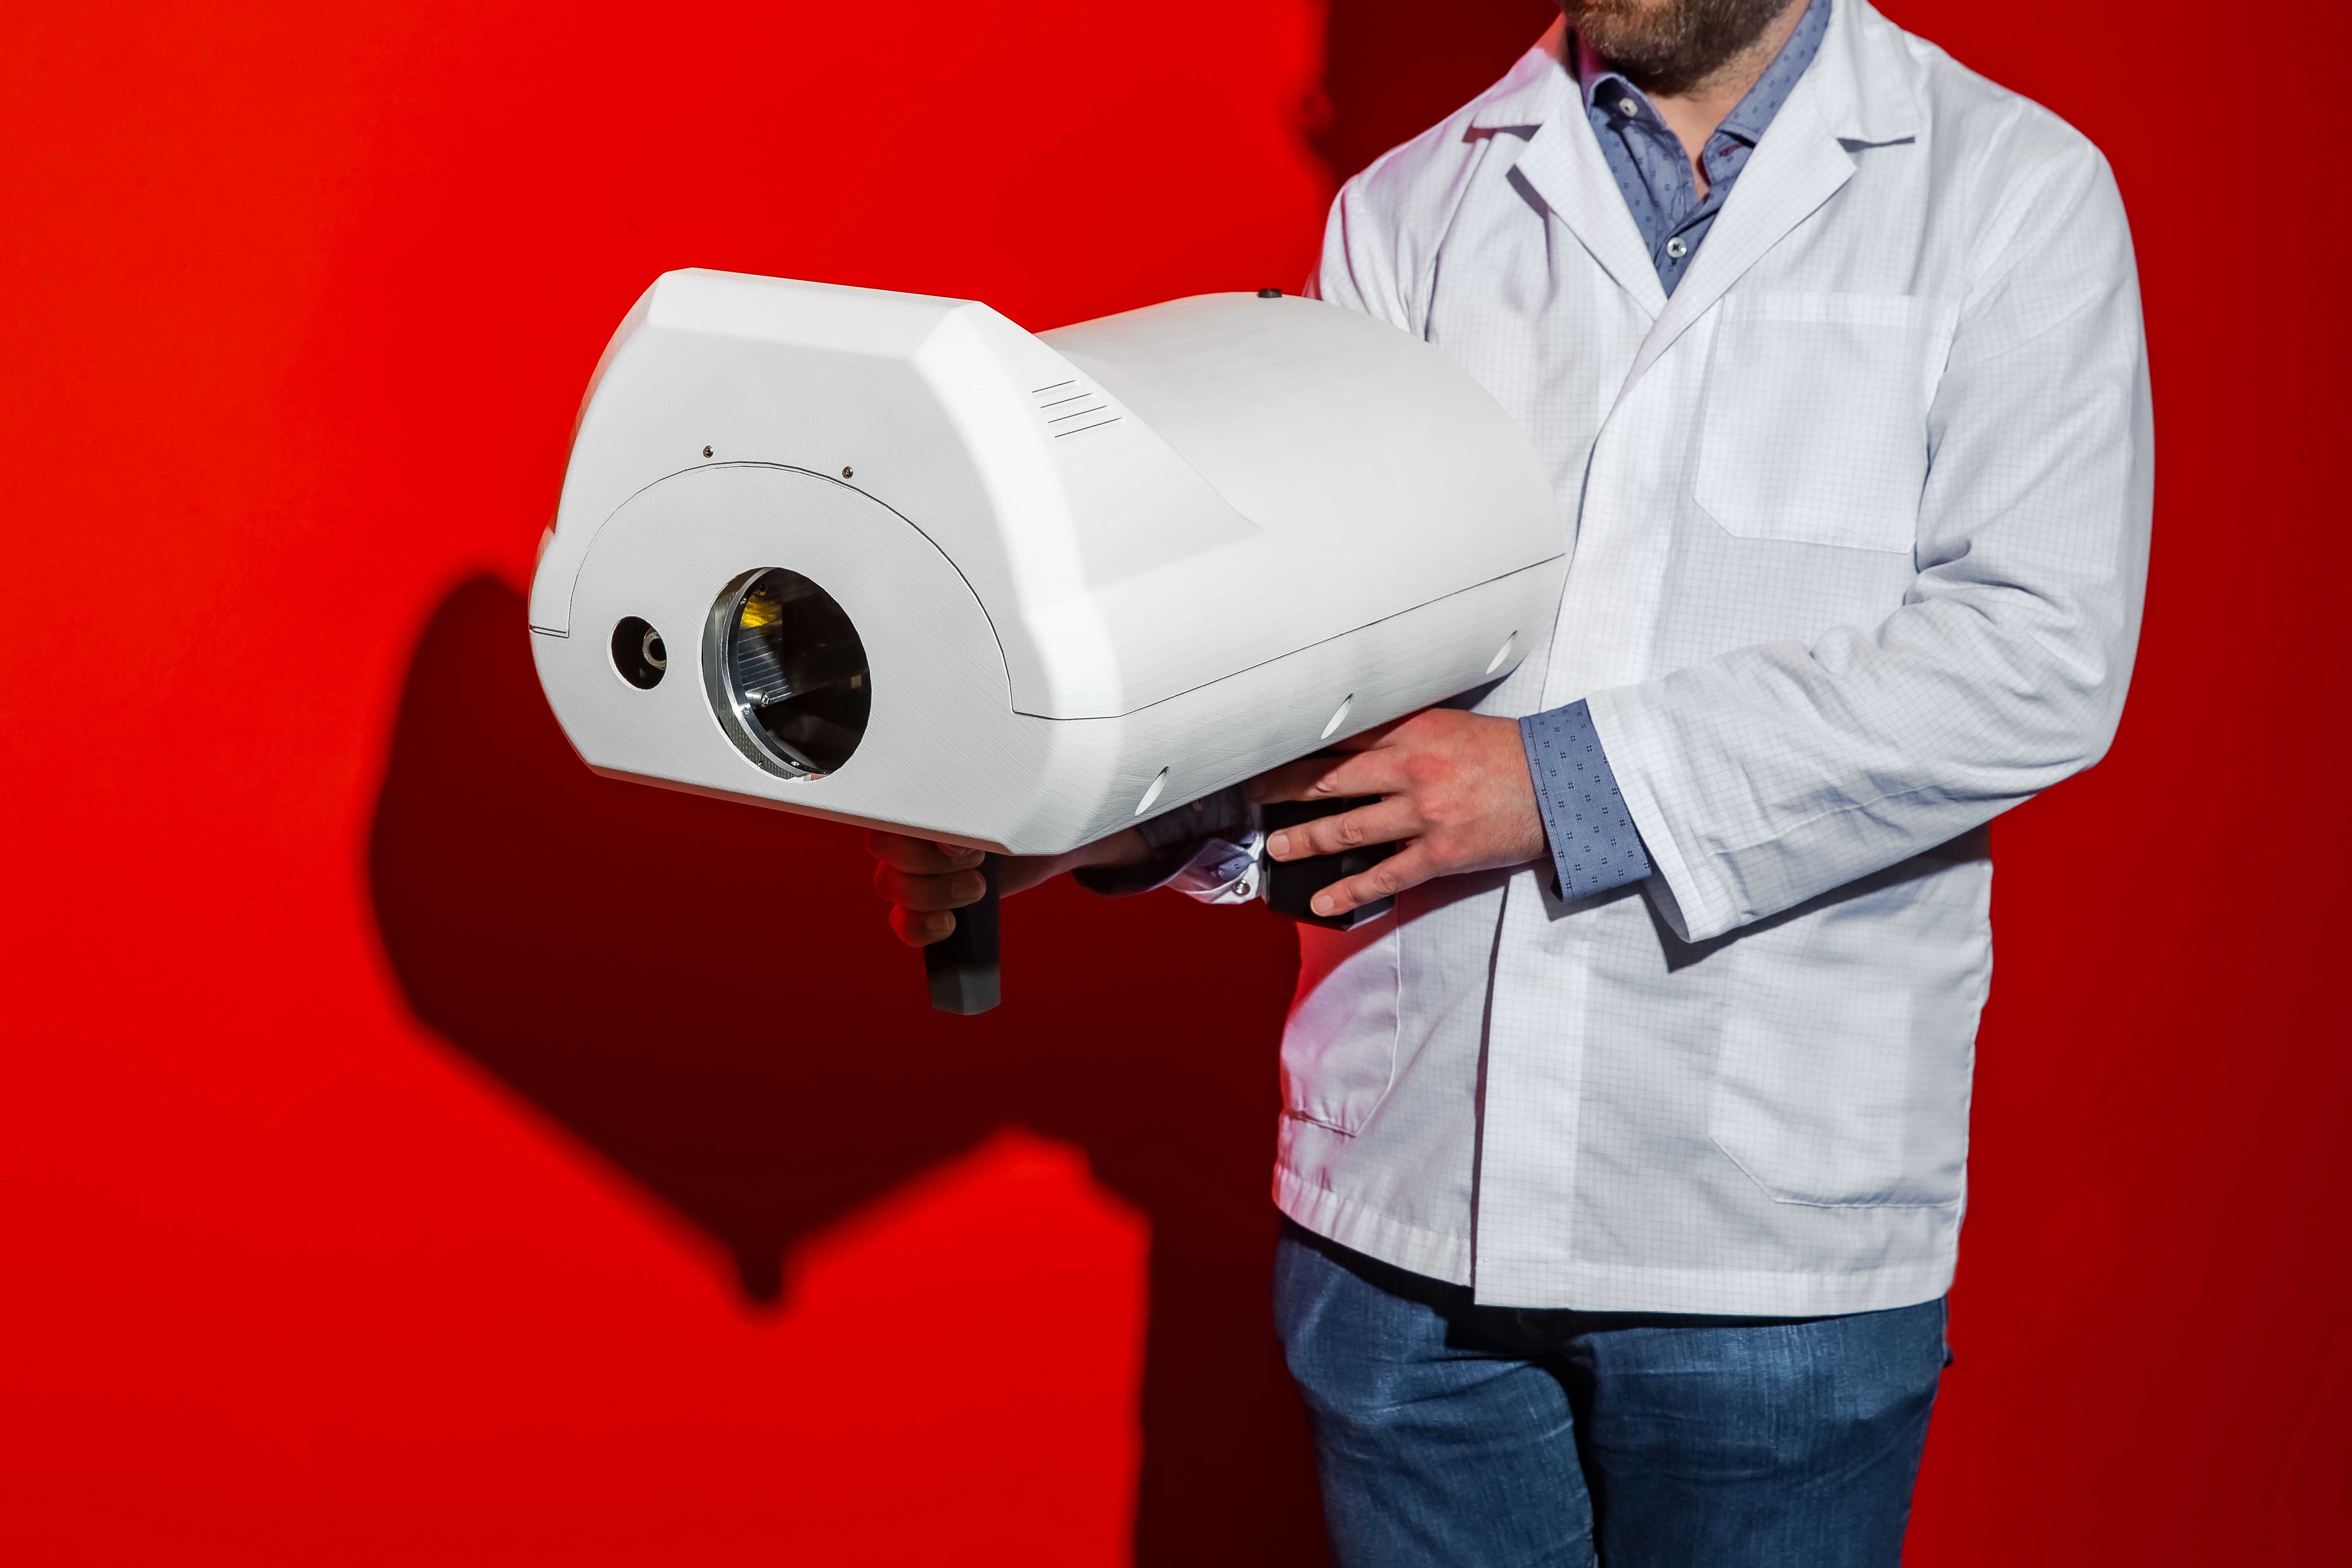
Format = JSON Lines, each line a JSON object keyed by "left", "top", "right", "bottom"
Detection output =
{"left": 1693, "top": 292, "right": 1957, "bottom": 554}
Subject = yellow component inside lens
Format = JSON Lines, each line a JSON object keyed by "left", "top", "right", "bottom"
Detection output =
{"left": 738, "top": 588, "right": 782, "bottom": 629}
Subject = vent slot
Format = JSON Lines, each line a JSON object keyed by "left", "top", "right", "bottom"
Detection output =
{"left": 1031, "top": 378, "right": 1120, "bottom": 439}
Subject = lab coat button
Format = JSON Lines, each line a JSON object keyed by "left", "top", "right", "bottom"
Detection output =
{"left": 1666, "top": 236, "right": 1689, "bottom": 260}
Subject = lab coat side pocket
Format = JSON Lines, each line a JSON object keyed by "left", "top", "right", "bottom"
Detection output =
{"left": 1281, "top": 916, "right": 1403, "bottom": 1135}
{"left": 1693, "top": 292, "right": 1956, "bottom": 555}
{"left": 1706, "top": 860, "right": 1987, "bottom": 1208}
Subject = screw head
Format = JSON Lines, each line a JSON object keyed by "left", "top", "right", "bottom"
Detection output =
{"left": 841, "top": 465, "right": 854, "bottom": 479}
{"left": 701, "top": 445, "right": 713, "bottom": 457}
{"left": 1257, "top": 287, "right": 1283, "bottom": 299}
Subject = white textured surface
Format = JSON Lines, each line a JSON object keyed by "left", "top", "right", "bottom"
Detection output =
{"left": 1254, "top": 0, "right": 2152, "bottom": 1311}
{"left": 533, "top": 273, "right": 1563, "bottom": 721}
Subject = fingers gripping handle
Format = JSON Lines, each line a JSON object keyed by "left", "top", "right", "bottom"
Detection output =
{"left": 1260, "top": 798, "right": 1397, "bottom": 931}
{"left": 925, "top": 854, "right": 1001, "bottom": 1015}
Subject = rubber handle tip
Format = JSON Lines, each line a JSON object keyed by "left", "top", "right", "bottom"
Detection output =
{"left": 922, "top": 855, "right": 1001, "bottom": 1015}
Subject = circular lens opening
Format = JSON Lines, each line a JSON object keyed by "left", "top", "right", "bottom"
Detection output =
{"left": 707, "top": 568, "right": 871, "bottom": 777}
{"left": 611, "top": 616, "right": 666, "bottom": 689}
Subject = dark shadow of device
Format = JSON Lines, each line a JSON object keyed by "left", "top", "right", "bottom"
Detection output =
{"left": 369, "top": 578, "right": 1321, "bottom": 1563}
{"left": 1311, "top": 0, "right": 1558, "bottom": 184}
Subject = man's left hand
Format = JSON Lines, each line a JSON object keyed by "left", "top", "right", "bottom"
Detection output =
{"left": 1248, "top": 708, "right": 1548, "bottom": 918}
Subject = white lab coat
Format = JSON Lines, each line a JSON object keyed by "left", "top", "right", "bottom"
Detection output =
{"left": 1242, "top": 0, "right": 2151, "bottom": 1312}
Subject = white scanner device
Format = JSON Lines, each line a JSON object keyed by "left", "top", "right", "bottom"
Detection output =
{"left": 529, "top": 269, "right": 1565, "bottom": 1010}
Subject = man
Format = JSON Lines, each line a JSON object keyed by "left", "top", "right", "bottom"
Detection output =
{"left": 873, "top": 0, "right": 2150, "bottom": 1560}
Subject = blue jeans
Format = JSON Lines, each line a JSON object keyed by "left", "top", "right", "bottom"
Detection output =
{"left": 1273, "top": 1222, "right": 1946, "bottom": 1568}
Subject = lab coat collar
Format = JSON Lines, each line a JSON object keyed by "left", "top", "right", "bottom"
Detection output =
{"left": 1473, "top": 19, "right": 1670, "bottom": 317}
{"left": 1618, "top": 0, "right": 1926, "bottom": 391}
{"left": 1466, "top": 1, "right": 1926, "bottom": 338}
{"left": 1468, "top": 16, "right": 1576, "bottom": 136}
{"left": 1472, "top": 2, "right": 1924, "bottom": 145}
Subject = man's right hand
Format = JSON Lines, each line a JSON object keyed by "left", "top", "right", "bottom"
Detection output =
{"left": 867, "top": 828, "right": 1152, "bottom": 947}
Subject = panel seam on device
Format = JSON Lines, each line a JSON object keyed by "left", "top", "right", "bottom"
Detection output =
{"left": 543, "top": 461, "right": 1016, "bottom": 701}
{"left": 1011, "top": 553, "right": 1567, "bottom": 721}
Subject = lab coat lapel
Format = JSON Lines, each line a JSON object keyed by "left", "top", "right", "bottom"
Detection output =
{"left": 1473, "top": 20, "right": 1667, "bottom": 320}
{"left": 1617, "top": 86, "right": 1853, "bottom": 396}
{"left": 1509, "top": 117, "right": 1670, "bottom": 320}
{"left": 1615, "top": 0, "right": 1923, "bottom": 398}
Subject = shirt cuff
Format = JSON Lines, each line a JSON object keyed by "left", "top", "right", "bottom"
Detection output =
{"left": 1520, "top": 700, "right": 1653, "bottom": 903}
{"left": 1070, "top": 785, "right": 1258, "bottom": 898}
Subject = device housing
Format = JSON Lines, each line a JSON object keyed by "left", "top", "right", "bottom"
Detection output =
{"left": 529, "top": 269, "right": 1567, "bottom": 856}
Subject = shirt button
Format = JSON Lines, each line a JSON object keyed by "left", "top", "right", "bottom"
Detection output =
{"left": 1665, "top": 236, "right": 1689, "bottom": 260}
{"left": 1617, "top": 95, "right": 1639, "bottom": 119}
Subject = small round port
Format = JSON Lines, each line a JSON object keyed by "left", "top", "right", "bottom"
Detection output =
{"left": 612, "top": 616, "right": 667, "bottom": 689}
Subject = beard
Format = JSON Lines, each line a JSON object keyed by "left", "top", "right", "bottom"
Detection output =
{"left": 1563, "top": 0, "right": 1803, "bottom": 95}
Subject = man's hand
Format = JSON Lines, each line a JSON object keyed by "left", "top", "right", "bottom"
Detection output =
{"left": 1249, "top": 708, "right": 1547, "bottom": 918}
{"left": 868, "top": 828, "right": 1151, "bottom": 947}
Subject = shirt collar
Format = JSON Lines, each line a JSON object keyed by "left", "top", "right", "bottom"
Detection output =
{"left": 1575, "top": 0, "right": 1832, "bottom": 144}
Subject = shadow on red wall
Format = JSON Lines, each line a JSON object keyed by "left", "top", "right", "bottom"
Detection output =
{"left": 364, "top": 6, "right": 1554, "bottom": 1562}
{"left": 369, "top": 578, "right": 1316, "bottom": 1562}
{"left": 1309, "top": 0, "right": 1557, "bottom": 183}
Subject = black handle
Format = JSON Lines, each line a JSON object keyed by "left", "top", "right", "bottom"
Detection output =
{"left": 1260, "top": 797, "right": 1397, "bottom": 930}
{"left": 924, "top": 854, "right": 1001, "bottom": 1014}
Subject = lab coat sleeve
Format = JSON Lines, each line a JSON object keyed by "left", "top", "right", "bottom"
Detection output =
{"left": 1584, "top": 142, "right": 2153, "bottom": 944}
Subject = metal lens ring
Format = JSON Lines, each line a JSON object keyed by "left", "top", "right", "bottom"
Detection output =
{"left": 704, "top": 568, "right": 872, "bottom": 778}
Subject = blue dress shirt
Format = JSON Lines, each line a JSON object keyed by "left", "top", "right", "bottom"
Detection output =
{"left": 1575, "top": 0, "right": 1829, "bottom": 297}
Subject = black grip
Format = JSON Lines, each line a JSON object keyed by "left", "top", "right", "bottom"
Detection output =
{"left": 1261, "top": 797, "right": 1397, "bottom": 931}
{"left": 924, "top": 854, "right": 1001, "bottom": 1014}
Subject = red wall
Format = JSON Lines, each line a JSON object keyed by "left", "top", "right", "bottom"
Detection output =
{"left": 4, "top": 2, "right": 2345, "bottom": 1562}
